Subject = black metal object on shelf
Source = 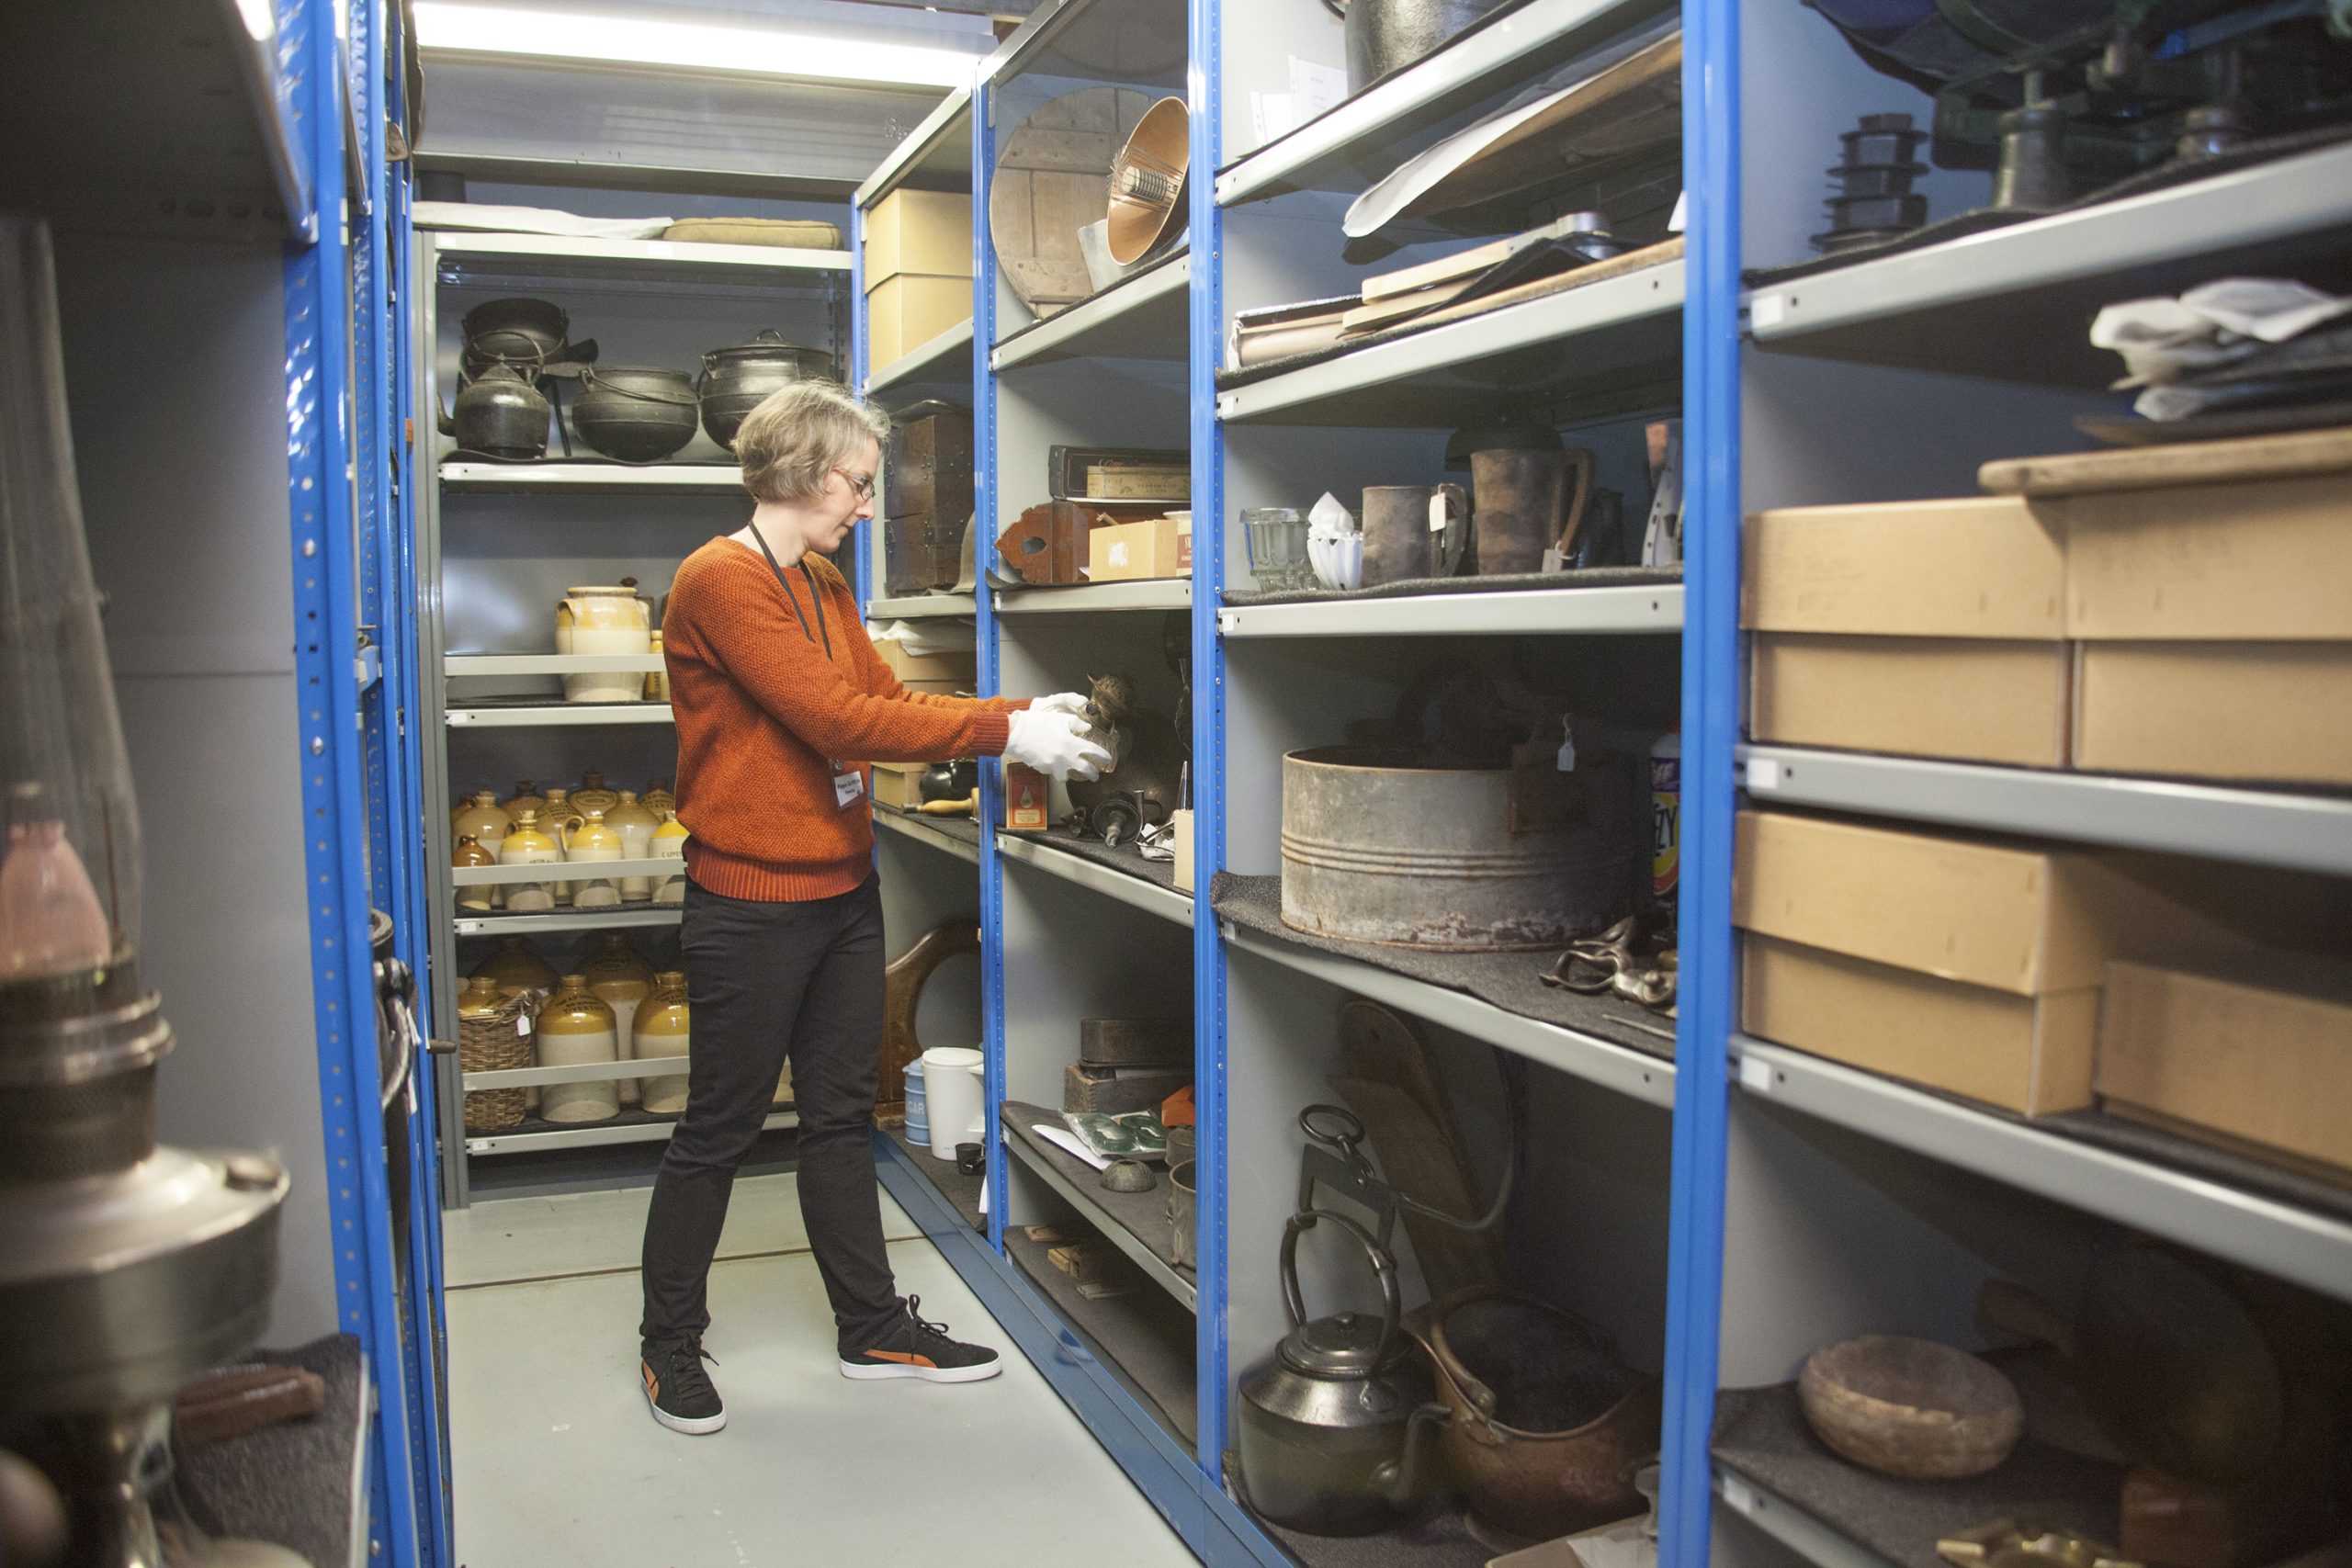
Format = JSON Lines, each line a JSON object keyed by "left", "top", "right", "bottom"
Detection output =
{"left": 1814, "top": 113, "right": 1930, "bottom": 254}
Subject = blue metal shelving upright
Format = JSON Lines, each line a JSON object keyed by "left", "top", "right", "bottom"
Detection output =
{"left": 280, "top": 0, "right": 450, "bottom": 1560}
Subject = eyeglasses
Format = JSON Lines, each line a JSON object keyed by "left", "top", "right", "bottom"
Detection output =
{"left": 834, "top": 467, "right": 876, "bottom": 502}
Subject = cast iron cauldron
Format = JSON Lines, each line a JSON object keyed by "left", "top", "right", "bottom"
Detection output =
{"left": 698, "top": 330, "right": 837, "bottom": 450}
{"left": 1319, "top": 0, "right": 1512, "bottom": 94}
{"left": 921, "top": 760, "right": 978, "bottom": 803}
{"left": 571, "top": 365, "right": 700, "bottom": 464}
{"left": 440, "top": 365, "right": 550, "bottom": 460}
{"left": 459, "top": 297, "right": 594, "bottom": 378}
{"left": 1236, "top": 1209, "right": 1443, "bottom": 1536}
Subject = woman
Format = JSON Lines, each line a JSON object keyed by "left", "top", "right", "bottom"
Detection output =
{"left": 637, "top": 380, "right": 1109, "bottom": 1436}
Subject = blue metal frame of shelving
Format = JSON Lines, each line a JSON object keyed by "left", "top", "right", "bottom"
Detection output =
{"left": 281, "top": 0, "right": 451, "bottom": 1561}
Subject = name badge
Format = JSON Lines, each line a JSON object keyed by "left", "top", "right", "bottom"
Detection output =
{"left": 833, "top": 764, "right": 865, "bottom": 810}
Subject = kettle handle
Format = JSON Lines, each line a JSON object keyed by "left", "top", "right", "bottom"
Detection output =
{"left": 1279, "top": 1208, "right": 1401, "bottom": 1365}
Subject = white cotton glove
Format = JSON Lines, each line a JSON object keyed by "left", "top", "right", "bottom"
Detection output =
{"left": 1027, "top": 691, "right": 1089, "bottom": 716}
{"left": 1004, "top": 709, "right": 1113, "bottom": 782}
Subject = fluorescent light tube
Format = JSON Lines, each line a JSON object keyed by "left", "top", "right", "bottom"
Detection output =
{"left": 412, "top": 3, "right": 978, "bottom": 89}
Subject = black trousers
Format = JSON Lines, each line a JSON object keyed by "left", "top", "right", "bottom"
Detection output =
{"left": 639, "top": 874, "right": 902, "bottom": 1355}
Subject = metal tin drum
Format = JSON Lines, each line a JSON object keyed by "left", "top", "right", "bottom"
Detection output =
{"left": 1280, "top": 746, "right": 1645, "bottom": 950}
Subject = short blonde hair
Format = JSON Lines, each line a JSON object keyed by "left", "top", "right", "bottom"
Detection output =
{"left": 734, "top": 380, "right": 891, "bottom": 503}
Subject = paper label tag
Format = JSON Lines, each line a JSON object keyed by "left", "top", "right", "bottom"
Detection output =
{"left": 516, "top": 1014, "right": 531, "bottom": 1037}
{"left": 1738, "top": 1055, "right": 1775, "bottom": 1095}
{"left": 1720, "top": 1473, "right": 1757, "bottom": 1514}
{"left": 1429, "top": 494, "right": 1447, "bottom": 533}
{"left": 834, "top": 767, "right": 865, "bottom": 809}
{"left": 1751, "top": 291, "right": 1788, "bottom": 330}
{"left": 1743, "top": 755, "right": 1782, "bottom": 793}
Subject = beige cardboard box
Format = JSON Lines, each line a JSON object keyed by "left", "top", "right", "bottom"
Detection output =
{"left": 1752, "top": 636, "right": 2070, "bottom": 768}
{"left": 1169, "top": 808, "right": 1194, "bottom": 894}
{"left": 864, "top": 189, "right": 972, "bottom": 286}
{"left": 872, "top": 762, "right": 928, "bottom": 810}
{"left": 2046, "top": 470, "right": 2352, "bottom": 786}
{"left": 1733, "top": 810, "right": 2247, "bottom": 1115}
{"left": 866, "top": 274, "right": 973, "bottom": 367}
{"left": 1088, "top": 516, "right": 1191, "bottom": 581}
{"left": 1744, "top": 497, "right": 2068, "bottom": 766}
{"left": 2098, "top": 959, "right": 2352, "bottom": 1179}
{"left": 874, "top": 638, "right": 976, "bottom": 685}
{"left": 2074, "top": 640, "right": 2352, "bottom": 787}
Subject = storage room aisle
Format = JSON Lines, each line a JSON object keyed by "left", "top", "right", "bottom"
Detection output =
{"left": 443, "top": 1172, "right": 1204, "bottom": 1566}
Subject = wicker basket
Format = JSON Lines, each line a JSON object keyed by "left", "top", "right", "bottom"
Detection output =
{"left": 459, "top": 989, "right": 534, "bottom": 1133}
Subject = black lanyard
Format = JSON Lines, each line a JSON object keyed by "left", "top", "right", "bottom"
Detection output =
{"left": 750, "top": 529, "right": 831, "bottom": 659}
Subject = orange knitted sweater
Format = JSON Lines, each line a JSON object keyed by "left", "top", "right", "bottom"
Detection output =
{"left": 664, "top": 539, "right": 1017, "bottom": 901}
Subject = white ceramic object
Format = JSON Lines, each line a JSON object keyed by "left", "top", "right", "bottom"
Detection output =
{"left": 558, "top": 586, "right": 650, "bottom": 703}
{"left": 1308, "top": 533, "right": 1363, "bottom": 591}
{"left": 922, "top": 1045, "right": 985, "bottom": 1160}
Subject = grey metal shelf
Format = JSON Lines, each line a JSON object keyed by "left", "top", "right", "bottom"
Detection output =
{"left": 1733, "top": 1038, "right": 2352, "bottom": 1303}
{"left": 1221, "top": 920, "right": 1677, "bottom": 1108}
{"left": 1216, "top": 259, "right": 1683, "bottom": 426}
{"left": 994, "top": 580, "right": 1192, "bottom": 613}
{"left": 1215, "top": 0, "right": 1668, "bottom": 205}
{"left": 993, "top": 253, "right": 1191, "bottom": 369}
{"left": 438, "top": 463, "right": 742, "bottom": 494}
{"left": 1001, "top": 1116, "right": 1199, "bottom": 1312}
{"left": 867, "top": 318, "right": 977, "bottom": 399}
{"left": 444, "top": 653, "right": 665, "bottom": 678}
{"left": 867, "top": 593, "right": 978, "bottom": 620}
{"left": 998, "top": 834, "right": 1193, "bottom": 926}
{"left": 444, "top": 703, "right": 673, "bottom": 728}
{"left": 854, "top": 84, "right": 976, "bottom": 209}
{"left": 451, "top": 858, "right": 679, "bottom": 888}
{"left": 464, "top": 1109, "right": 796, "bottom": 1158}
{"left": 1713, "top": 1468, "right": 1894, "bottom": 1568}
{"left": 461, "top": 1055, "right": 695, "bottom": 1091}
{"left": 432, "top": 231, "right": 852, "bottom": 280}
{"left": 978, "top": 0, "right": 1187, "bottom": 94}
{"left": 1746, "top": 141, "right": 2352, "bottom": 385}
{"left": 1738, "top": 745, "right": 2352, "bottom": 877}
{"left": 451, "top": 907, "right": 682, "bottom": 938}
{"left": 1219, "top": 583, "right": 1681, "bottom": 637}
{"left": 875, "top": 808, "right": 984, "bottom": 864}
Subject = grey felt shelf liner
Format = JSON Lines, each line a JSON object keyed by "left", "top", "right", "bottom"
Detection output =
{"left": 1212, "top": 874, "right": 1676, "bottom": 1062}
{"left": 1224, "top": 565, "right": 1679, "bottom": 608}
{"left": 178, "top": 1335, "right": 365, "bottom": 1568}
{"left": 885, "top": 1122, "right": 985, "bottom": 1232}
{"left": 1005, "top": 1100, "right": 1198, "bottom": 1284}
{"left": 1008, "top": 1230, "right": 1198, "bottom": 1446}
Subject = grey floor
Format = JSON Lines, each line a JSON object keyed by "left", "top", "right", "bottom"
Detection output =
{"left": 444, "top": 1171, "right": 1205, "bottom": 1567}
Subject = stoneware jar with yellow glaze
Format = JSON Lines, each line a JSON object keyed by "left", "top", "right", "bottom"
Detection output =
{"left": 557, "top": 584, "right": 651, "bottom": 704}
{"left": 636, "top": 972, "right": 691, "bottom": 1115}
{"left": 582, "top": 935, "right": 657, "bottom": 1106}
{"left": 646, "top": 631, "right": 669, "bottom": 702}
{"left": 563, "top": 805, "right": 624, "bottom": 909}
{"left": 605, "top": 790, "right": 661, "bottom": 900}
{"left": 642, "top": 780, "right": 677, "bottom": 818}
{"left": 452, "top": 833, "right": 496, "bottom": 912}
{"left": 571, "top": 771, "right": 619, "bottom": 817}
{"left": 650, "top": 809, "right": 691, "bottom": 905}
{"left": 469, "top": 935, "right": 560, "bottom": 1009}
{"left": 537, "top": 789, "right": 584, "bottom": 905}
{"left": 453, "top": 789, "right": 512, "bottom": 851}
{"left": 497, "top": 808, "right": 561, "bottom": 912}
{"left": 500, "top": 780, "right": 548, "bottom": 821}
{"left": 537, "top": 975, "right": 620, "bottom": 1124}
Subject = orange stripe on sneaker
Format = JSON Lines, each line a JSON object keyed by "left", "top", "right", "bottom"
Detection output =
{"left": 642, "top": 1365, "right": 659, "bottom": 1399}
{"left": 863, "top": 1349, "right": 938, "bottom": 1369}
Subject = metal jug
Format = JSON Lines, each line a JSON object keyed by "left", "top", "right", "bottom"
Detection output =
{"left": 1235, "top": 1209, "right": 1443, "bottom": 1536}
{"left": 1360, "top": 483, "right": 1467, "bottom": 587}
{"left": 440, "top": 364, "right": 549, "bottom": 460}
{"left": 1319, "top": 0, "right": 1513, "bottom": 94}
{"left": 1470, "top": 447, "right": 1593, "bottom": 576}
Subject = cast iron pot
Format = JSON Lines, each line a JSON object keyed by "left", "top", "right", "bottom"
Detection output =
{"left": 1319, "top": 0, "right": 1513, "bottom": 94}
{"left": 1235, "top": 1209, "right": 1444, "bottom": 1537}
{"left": 1410, "top": 1289, "right": 1661, "bottom": 1541}
{"left": 698, "top": 329, "right": 837, "bottom": 450}
{"left": 460, "top": 297, "right": 571, "bottom": 377}
{"left": 921, "top": 760, "right": 978, "bottom": 803}
{"left": 571, "top": 365, "right": 700, "bottom": 464}
{"left": 440, "top": 364, "right": 549, "bottom": 460}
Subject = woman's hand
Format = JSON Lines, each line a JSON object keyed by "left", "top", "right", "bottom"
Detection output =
{"left": 1004, "top": 709, "right": 1113, "bottom": 781}
{"left": 1027, "top": 692, "right": 1089, "bottom": 716}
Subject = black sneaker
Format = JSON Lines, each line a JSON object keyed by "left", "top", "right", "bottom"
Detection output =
{"left": 640, "top": 1337, "right": 725, "bottom": 1434}
{"left": 839, "top": 1296, "right": 1002, "bottom": 1384}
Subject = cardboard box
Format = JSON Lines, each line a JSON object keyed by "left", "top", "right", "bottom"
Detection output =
{"left": 2098, "top": 959, "right": 2352, "bottom": 1179}
{"left": 872, "top": 762, "right": 928, "bottom": 810}
{"left": 1753, "top": 636, "right": 2070, "bottom": 769}
{"left": 873, "top": 637, "right": 975, "bottom": 685}
{"left": 2047, "top": 471, "right": 2352, "bottom": 787}
{"left": 1733, "top": 810, "right": 2247, "bottom": 1115}
{"left": 866, "top": 274, "right": 972, "bottom": 367}
{"left": 2074, "top": 641, "right": 2352, "bottom": 787}
{"left": 1169, "top": 808, "right": 1194, "bottom": 894}
{"left": 899, "top": 677, "right": 970, "bottom": 695}
{"left": 1744, "top": 497, "right": 2068, "bottom": 766}
{"left": 864, "top": 189, "right": 971, "bottom": 286}
{"left": 1003, "top": 762, "right": 1050, "bottom": 832}
{"left": 1088, "top": 515, "right": 1191, "bottom": 582}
